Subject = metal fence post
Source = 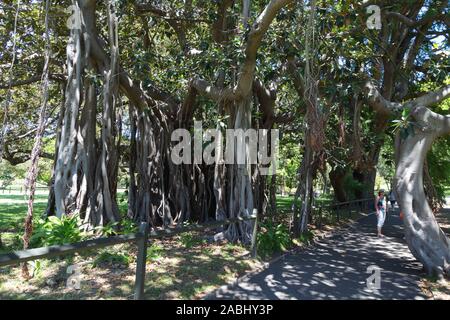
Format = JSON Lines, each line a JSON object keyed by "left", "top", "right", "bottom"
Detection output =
{"left": 250, "top": 209, "right": 258, "bottom": 258}
{"left": 318, "top": 206, "right": 323, "bottom": 230}
{"left": 134, "top": 222, "right": 148, "bottom": 300}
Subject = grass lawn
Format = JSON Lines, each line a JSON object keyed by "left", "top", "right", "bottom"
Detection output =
{"left": 275, "top": 194, "right": 333, "bottom": 212}
{"left": 0, "top": 191, "right": 49, "bottom": 255}
{"left": 0, "top": 193, "right": 48, "bottom": 233}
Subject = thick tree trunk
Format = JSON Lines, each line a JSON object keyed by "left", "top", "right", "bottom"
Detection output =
{"left": 395, "top": 129, "right": 450, "bottom": 277}
{"left": 329, "top": 167, "right": 347, "bottom": 202}
{"left": 45, "top": 85, "right": 65, "bottom": 217}
{"left": 53, "top": 0, "right": 121, "bottom": 228}
{"left": 225, "top": 98, "right": 255, "bottom": 244}
{"left": 353, "top": 164, "right": 377, "bottom": 199}
{"left": 365, "top": 80, "right": 450, "bottom": 278}
{"left": 53, "top": 25, "right": 83, "bottom": 218}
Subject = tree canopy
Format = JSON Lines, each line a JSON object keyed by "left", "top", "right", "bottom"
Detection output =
{"left": 0, "top": 0, "right": 449, "bottom": 277}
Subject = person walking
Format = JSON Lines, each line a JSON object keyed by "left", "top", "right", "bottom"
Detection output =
{"left": 388, "top": 190, "right": 396, "bottom": 211}
{"left": 375, "top": 190, "right": 387, "bottom": 237}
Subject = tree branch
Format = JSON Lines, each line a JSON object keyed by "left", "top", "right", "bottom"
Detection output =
{"left": 286, "top": 56, "right": 305, "bottom": 97}
{"left": 254, "top": 78, "right": 276, "bottom": 129}
{"left": 0, "top": 74, "right": 65, "bottom": 89}
{"left": 232, "top": 0, "right": 293, "bottom": 100}
{"left": 365, "top": 81, "right": 406, "bottom": 114}
{"left": 406, "top": 84, "right": 450, "bottom": 109}
{"left": 384, "top": 11, "right": 439, "bottom": 28}
{"left": 135, "top": 2, "right": 193, "bottom": 52}
{"left": 365, "top": 81, "right": 450, "bottom": 136}
{"left": 89, "top": 34, "right": 179, "bottom": 113}
{"left": 191, "top": 78, "right": 223, "bottom": 101}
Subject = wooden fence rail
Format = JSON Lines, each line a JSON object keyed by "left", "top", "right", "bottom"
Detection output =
{"left": 313, "top": 197, "right": 374, "bottom": 228}
{"left": 0, "top": 215, "right": 257, "bottom": 300}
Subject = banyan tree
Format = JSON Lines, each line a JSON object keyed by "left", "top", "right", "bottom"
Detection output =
{"left": 44, "top": 0, "right": 293, "bottom": 245}
{"left": 0, "top": 0, "right": 449, "bottom": 278}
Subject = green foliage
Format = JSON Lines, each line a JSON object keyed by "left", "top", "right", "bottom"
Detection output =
{"left": 297, "top": 230, "right": 314, "bottom": 245}
{"left": 120, "top": 218, "right": 138, "bottom": 234}
{"left": 0, "top": 162, "right": 25, "bottom": 188}
{"left": 36, "top": 158, "right": 53, "bottom": 185}
{"left": 343, "top": 171, "right": 365, "bottom": 199}
{"left": 278, "top": 141, "right": 301, "bottom": 191}
{"left": 30, "top": 215, "right": 86, "bottom": 247}
{"left": 428, "top": 136, "right": 450, "bottom": 201}
{"left": 93, "top": 251, "right": 131, "bottom": 268}
{"left": 0, "top": 169, "right": 14, "bottom": 188}
{"left": 179, "top": 232, "right": 205, "bottom": 249}
{"left": 392, "top": 109, "right": 416, "bottom": 140}
{"left": 147, "top": 243, "right": 164, "bottom": 262}
{"left": 94, "top": 221, "right": 119, "bottom": 237}
{"left": 94, "top": 218, "right": 138, "bottom": 237}
{"left": 257, "top": 221, "right": 292, "bottom": 258}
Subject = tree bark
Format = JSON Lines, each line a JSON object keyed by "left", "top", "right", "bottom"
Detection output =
{"left": 329, "top": 167, "right": 347, "bottom": 202}
{"left": 395, "top": 125, "right": 450, "bottom": 277}
{"left": 366, "top": 81, "right": 450, "bottom": 277}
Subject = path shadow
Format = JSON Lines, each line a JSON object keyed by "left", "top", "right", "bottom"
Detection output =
{"left": 209, "top": 209, "right": 427, "bottom": 300}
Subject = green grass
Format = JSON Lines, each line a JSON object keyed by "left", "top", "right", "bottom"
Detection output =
{"left": 0, "top": 198, "right": 47, "bottom": 233}
{"left": 0, "top": 192, "right": 335, "bottom": 235}
{"left": 275, "top": 194, "right": 333, "bottom": 213}
{"left": 0, "top": 191, "right": 127, "bottom": 232}
{"left": 276, "top": 196, "right": 300, "bottom": 212}
{"left": 0, "top": 191, "right": 48, "bottom": 200}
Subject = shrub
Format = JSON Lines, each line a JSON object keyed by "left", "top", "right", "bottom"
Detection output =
{"left": 94, "top": 218, "right": 138, "bottom": 237}
{"left": 0, "top": 169, "right": 14, "bottom": 188}
{"left": 30, "top": 214, "right": 86, "bottom": 247}
{"left": 147, "top": 243, "right": 164, "bottom": 261}
{"left": 93, "top": 251, "right": 131, "bottom": 268}
{"left": 179, "top": 232, "right": 204, "bottom": 249}
{"left": 297, "top": 230, "right": 314, "bottom": 245}
{"left": 94, "top": 221, "right": 119, "bottom": 237}
{"left": 120, "top": 218, "right": 138, "bottom": 234}
{"left": 257, "top": 221, "right": 292, "bottom": 258}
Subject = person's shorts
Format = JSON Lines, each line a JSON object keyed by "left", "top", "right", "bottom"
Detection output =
{"left": 377, "top": 209, "right": 386, "bottom": 228}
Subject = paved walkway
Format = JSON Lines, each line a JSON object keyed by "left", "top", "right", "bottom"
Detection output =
{"left": 208, "top": 209, "right": 427, "bottom": 300}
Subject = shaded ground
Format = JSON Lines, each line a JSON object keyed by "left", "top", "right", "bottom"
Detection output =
{"left": 208, "top": 209, "right": 428, "bottom": 300}
{"left": 1, "top": 193, "right": 448, "bottom": 300}
{"left": 0, "top": 233, "right": 262, "bottom": 300}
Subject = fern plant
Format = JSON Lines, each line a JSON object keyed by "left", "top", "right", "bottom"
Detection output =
{"left": 31, "top": 214, "right": 86, "bottom": 247}
{"left": 92, "top": 251, "right": 131, "bottom": 268}
{"left": 94, "top": 221, "right": 119, "bottom": 237}
{"left": 257, "top": 221, "right": 292, "bottom": 258}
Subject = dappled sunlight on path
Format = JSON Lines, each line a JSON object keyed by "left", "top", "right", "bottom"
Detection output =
{"left": 208, "top": 209, "right": 427, "bottom": 300}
